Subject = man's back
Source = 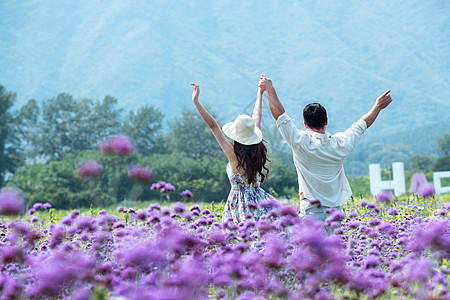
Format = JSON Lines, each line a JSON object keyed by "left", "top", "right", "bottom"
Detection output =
{"left": 276, "top": 112, "right": 367, "bottom": 207}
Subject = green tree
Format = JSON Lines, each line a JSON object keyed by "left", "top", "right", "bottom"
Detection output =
{"left": 7, "top": 150, "right": 145, "bottom": 209}
{"left": 436, "top": 133, "right": 450, "bottom": 156}
{"left": 410, "top": 155, "right": 435, "bottom": 172}
{"left": 121, "top": 105, "right": 164, "bottom": 156}
{"left": 16, "top": 99, "right": 40, "bottom": 160}
{"left": 165, "top": 106, "right": 221, "bottom": 160}
{"left": 0, "top": 85, "right": 22, "bottom": 186}
{"left": 143, "top": 152, "right": 229, "bottom": 202}
{"left": 30, "top": 94, "right": 122, "bottom": 160}
{"left": 434, "top": 155, "right": 450, "bottom": 172}
{"left": 433, "top": 134, "right": 450, "bottom": 172}
{"left": 261, "top": 159, "right": 298, "bottom": 198}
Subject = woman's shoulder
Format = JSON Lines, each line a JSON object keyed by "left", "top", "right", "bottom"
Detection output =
{"left": 227, "top": 161, "right": 247, "bottom": 175}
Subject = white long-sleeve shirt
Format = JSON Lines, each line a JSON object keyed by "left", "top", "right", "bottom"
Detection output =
{"left": 276, "top": 112, "right": 367, "bottom": 207}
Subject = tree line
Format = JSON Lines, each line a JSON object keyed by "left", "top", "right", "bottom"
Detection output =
{"left": 1, "top": 84, "right": 448, "bottom": 209}
{"left": 0, "top": 85, "right": 297, "bottom": 209}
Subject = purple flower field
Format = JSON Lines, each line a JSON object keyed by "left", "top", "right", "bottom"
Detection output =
{"left": 0, "top": 192, "right": 449, "bottom": 299}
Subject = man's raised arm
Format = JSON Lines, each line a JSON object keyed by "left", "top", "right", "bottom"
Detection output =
{"left": 258, "top": 75, "right": 285, "bottom": 121}
{"left": 361, "top": 90, "right": 393, "bottom": 128}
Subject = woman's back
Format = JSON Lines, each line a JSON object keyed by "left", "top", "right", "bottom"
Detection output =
{"left": 223, "top": 163, "right": 275, "bottom": 224}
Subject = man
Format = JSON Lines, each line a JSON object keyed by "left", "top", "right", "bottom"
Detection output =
{"left": 258, "top": 75, "right": 392, "bottom": 222}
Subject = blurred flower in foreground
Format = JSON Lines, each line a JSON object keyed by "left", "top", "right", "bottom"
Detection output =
{"left": 418, "top": 183, "right": 435, "bottom": 198}
{"left": 99, "top": 134, "right": 135, "bottom": 156}
{"left": 127, "top": 165, "right": 154, "bottom": 184}
{"left": 0, "top": 188, "right": 26, "bottom": 216}
{"left": 181, "top": 190, "right": 193, "bottom": 198}
{"left": 375, "top": 190, "right": 393, "bottom": 203}
{"left": 75, "top": 160, "right": 103, "bottom": 179}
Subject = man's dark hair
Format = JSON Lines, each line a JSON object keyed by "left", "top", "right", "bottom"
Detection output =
{"left": 303, "top": 103, "right": 327, "bottom": 129}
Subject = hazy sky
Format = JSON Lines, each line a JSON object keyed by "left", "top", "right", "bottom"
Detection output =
{"left": 1, "top": 0, "right": 449, "bottom": 134}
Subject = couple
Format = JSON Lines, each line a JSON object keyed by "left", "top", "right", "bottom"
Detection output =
{"left": 191, "top": 75, "right": 392, "bottom": 225}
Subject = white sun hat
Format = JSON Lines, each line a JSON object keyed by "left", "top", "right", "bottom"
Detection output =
{"left": 222, "top": 114, "right": 263, "bottom": 145}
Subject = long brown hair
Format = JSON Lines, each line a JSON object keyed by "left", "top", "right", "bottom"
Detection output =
{"left": 233, "top": 140, "right": 270, "bottom": 184}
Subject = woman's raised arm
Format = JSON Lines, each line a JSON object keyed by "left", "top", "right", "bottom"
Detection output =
{"left": 252, "top": 87, "right": 263, "bottom": 130}
{"left": 191, "top": 83, "right": 235, "bottom": 161}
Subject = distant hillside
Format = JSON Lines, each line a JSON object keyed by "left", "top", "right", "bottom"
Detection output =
{"left": 344, "top": 121, "right": 450, "bottom": 177}
{"left": 0, "top": 0, "right": 449, "bottom": 138}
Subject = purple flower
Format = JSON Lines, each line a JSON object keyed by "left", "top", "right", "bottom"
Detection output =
{"left": 43, "top": 203, "right": 52, "bottom": 209}
{"left": 0, "top": 188, "right": 25, "bottom": 216}
{"left": 161, "top": 183, "right": 175, "bottom": 194}
{"left": 366, "top": 202, "right": 376, "bottom": 209}
{"left": 150, "top": 181, "right": 166, "bottom": 190}
{"left": 405, "top": 258, "right": 433, "bottom": 283}
{"left": 127, "top": 165, "right": 154, "bottom": 183}
{"left": 368, "top": 218, "right": 381, "bottom": 227}
{"left": 28, "top": 208, "right": 36, "bottom": 215}
{"left": 135, "top": 210, "right": 147, "bottom": 220}
{"left": 70, "top": 210, "right": 80, "bottom": 219}
{"left": 418, "top": 183, "right": 435, "bottom": 198}
{"left": 348, "top": 220, "right": 360, "bottom": 229}
{"left": 387, "top": 207, "right": 399, "bottom": 215}
{"left": 181, "top": 190, "right": 193, "bottom": 198}
{"left": 364, "top": 256, "right": 380, "bottom": 268}
{"left": 348, "top": 210, "right": 358, "bottom": 218}
{"left": 409, "top": 219, "right": 450, "bottom": 254}
{"left": 31, "top": 216, "right": 39, "bottom": 222}
{"left": 172, "top": 203, "right": 185, "bottom": 213}
{"left": 148, "top": 203, "right": 161, "bottom": 211}
{"left": 375, "top": 190, "right": 393, "bottom": 203}
{"left": 259, "top": 198, "right": 281, "bottom": 209}
{"left": 190, "top": 205, "right": 200, "bottom": 212}
{"left": 329, "top": 210, "right": 346, "bottom": 221}
{"left": 378, "top": 222, "right": 397, "bottom": 235}
{"left": 309, "top": 198, "right": 322, "bottom": 208}
{"left": 334, "top": 228, "right": 344, "bottom": 235}
{"left": 33, "top": 203, "right": 43, "bottom": 210}
{"left": 278, "top": 205, "right": 298, "bottom": 217}
{"left": 99, "top": 134, "right": 135, "bottom": 156}
{"left": 75, "top": 160, "right": 103, "bottom": 179}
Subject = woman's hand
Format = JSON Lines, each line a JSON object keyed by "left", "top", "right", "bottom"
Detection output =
{"left": 190, "top": 83, "right": 200, "bottom": 103}
{"left": 258, "top": 87, "right": 263, "bottom": 96}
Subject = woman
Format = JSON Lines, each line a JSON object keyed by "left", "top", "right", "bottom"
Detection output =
{"left": 191, "top": 82, "right": 277, "bottom": 225}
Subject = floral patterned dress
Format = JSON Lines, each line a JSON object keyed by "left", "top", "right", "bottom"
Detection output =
{"left": 222, "top": 163, "right": 276, "bottom": 224}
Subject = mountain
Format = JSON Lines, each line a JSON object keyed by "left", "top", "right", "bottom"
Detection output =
{"left": 1, "top": 0, "right": 449, "bottom": 139}
{"left": 344, "top": 120, "right": 450, "bottom": 177}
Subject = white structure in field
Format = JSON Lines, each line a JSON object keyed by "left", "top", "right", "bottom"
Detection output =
{"left": 369, "top": 162, "right": 405, "bottom": 196}
{"left": 433, "top": 171, "right": 450, "bottom": 195}
{"left": 369, "top": 162, "right": 450, "bottom": 196}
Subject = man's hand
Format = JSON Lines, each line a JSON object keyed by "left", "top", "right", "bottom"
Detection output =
{"left": 190, "top": 83, "right": 200, "bottom": 103}
{"left": 375, "top": 90, "right": 392, "bottom": 110}
{"left": 258, "top": 74, "right": 274, "bottom": 92}
{"left": 362, "top": 89, "right": 393, "bottom": 128}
